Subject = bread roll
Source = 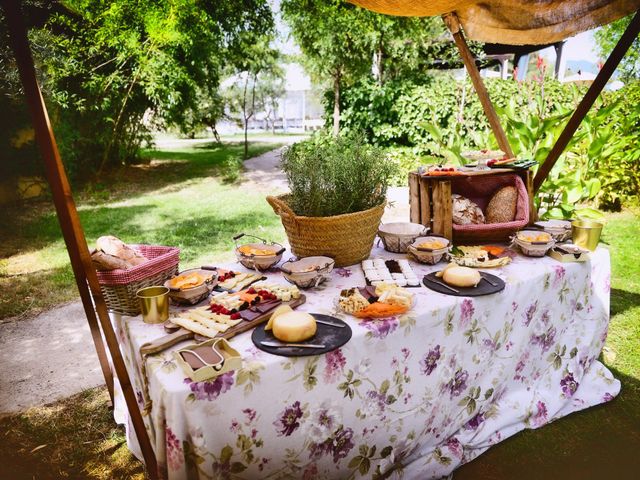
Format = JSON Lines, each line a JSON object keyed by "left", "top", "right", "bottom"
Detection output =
{"left": 91, "top": 250, "right": 131, "bottom": 271}
{"left": 486, "top": 186, "right": 517, "bottom": 223}
{"left": 96, "top": 235, "right": 147, "bottom": 266}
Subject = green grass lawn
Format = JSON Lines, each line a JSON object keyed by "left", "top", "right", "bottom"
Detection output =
{"left": 0, "top": 139, "right": 286, "bottom": 320}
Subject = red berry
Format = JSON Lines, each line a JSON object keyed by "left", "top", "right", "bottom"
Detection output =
{"left": 230, "top": 313, "right": 240, "bottom": 320}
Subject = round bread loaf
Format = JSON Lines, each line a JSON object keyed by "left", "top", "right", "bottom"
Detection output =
{"left": 486, "top": 186, "right": 517, "bottom": 223}
{"left": 452, "top": 194, "right": 485, "bottom": 225}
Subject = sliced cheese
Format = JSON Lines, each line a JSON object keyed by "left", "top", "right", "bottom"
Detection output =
{"left": 272, "top": 311, "right": 316, "bottom": 342}
{"left": 442, "top": 266, "right": 481, "bottom": 288}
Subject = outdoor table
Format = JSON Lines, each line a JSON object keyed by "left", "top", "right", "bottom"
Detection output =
{"left": 112, "top": 245, "right": 619, "bottom": 479}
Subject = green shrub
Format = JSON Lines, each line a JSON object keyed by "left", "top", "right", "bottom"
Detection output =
{"left": 331, "top": 74, "right": 639, "bottom": 212}
{"left": 280, "top": 132, "right": 398, "bottom": 217}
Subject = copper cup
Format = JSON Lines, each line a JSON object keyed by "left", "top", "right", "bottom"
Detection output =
{"left": 136, "top": 286, "right": 170, "bottom": 323}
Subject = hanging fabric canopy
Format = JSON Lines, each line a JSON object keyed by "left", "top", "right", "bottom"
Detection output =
{"left": 350, "top": 0, "right": 640, "bottom": 44}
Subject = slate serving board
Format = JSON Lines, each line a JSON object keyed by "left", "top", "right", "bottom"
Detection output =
{"left": 252, "top": 313, "right": 352, "bottom": 357}
{"left": 422, "top": 272, "right": 505, "bottom": 297}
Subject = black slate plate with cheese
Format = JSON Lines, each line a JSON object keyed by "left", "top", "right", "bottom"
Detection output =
{"left": 252, "top": 314, "right": 352, "bottom": 357}
{"left": 422, "top": 272, "right": 505, "bottom": 297}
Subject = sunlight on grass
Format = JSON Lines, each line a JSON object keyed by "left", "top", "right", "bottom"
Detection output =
{"left": 0, "top": 140, "right": 285, "bottom": 319}
{"left": 0, "top": 387, "right": 144, "bottom": 480}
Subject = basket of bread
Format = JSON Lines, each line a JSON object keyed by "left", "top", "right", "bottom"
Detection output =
{"left": 91, "top": 235, "right": 180, "bottom": 316}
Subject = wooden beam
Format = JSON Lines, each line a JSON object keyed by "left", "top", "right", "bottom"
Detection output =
{"left": 2, "top": 2, "right": 158, "bottom": 478}
{"left": 443, "top": 12, "right": 514, "bottom": 159}
{"left": 534, "top": 10, "right": 640, "bottom": 192}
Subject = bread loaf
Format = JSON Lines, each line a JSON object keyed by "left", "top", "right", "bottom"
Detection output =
{"left": 452, "top": 194, "right": 484, "bottom": 225}
{"left": 91, "top": 250, "right": 131, "bottom": 271}
{"left": 486, "top": 186, "right": 517, "bottom": 223}
{"left": 96, "top": 235, "right": 147, "bottom": 266}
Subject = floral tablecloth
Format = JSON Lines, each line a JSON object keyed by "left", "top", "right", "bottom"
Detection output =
{"left": 112, "top": 245, "right": 620, "bottom": 480}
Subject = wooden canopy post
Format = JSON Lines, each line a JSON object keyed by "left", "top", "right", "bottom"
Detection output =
{"left": 3, "top": 1, "right": 158, "bottom": 478}
{"left": 533, "top": 10, "right": 640, "bottom": 192}
{"left": 443, "top": 12, "right": 515, "bottom": 159}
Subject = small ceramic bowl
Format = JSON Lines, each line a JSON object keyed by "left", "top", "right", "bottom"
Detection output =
{"left": 164, "top": 268, "right": 216, "bottom": 305}
{"left": 280, "top": 256, "right": 335, "bottom": 289}
{"left": 514, "top": 230, "right": 555, "bottom": 257}
{"left": 378, "top": 222, "right": 429, "bottom": 253}
{"left": 407, "top": 236, "right": 450, "bottom": 264}
{"left": 234, "top": 233, "right": 285, "bottom": 271}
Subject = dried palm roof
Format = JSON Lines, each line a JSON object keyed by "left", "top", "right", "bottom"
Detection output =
{"left": 350, "top": 0, "right": 640, "bottom": 44}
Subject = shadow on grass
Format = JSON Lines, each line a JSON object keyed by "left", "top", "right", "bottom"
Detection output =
{"left": 0, "top": 387, "right": 144, "bottom": 480}
{"left": 0, "top": 265, "right": 76, "bottom": 319}
{"left": 455, "top": 367, "right": 640, "bottom": 480}
{"left": 0, "top": 205, "right": 154, "bottom": 258}
{"left": 611, "top": 288, "right": 640, "bottom": 316}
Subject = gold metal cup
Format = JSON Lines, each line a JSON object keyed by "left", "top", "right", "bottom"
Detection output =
{"left": 136, "top": 286, "right": 170, "bottom": 324}
{"left": 571, "top": 220, "right": 603, "bottom": 251}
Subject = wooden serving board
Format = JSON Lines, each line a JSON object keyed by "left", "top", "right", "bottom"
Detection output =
{"left": 140, "top": 294, "right": 306, "bottom": 356}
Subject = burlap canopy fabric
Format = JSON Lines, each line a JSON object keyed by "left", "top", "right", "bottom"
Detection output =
{"left": 350, "top": 1, "right": 640, "bottom": 44}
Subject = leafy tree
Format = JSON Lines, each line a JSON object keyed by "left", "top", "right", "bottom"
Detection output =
{"left": 224, "top": 33, "right": 281, "bottom": 158}
{"left": 1, "top": 0, "right": 274, "bottom": 179}
{"left": 281, "top": 0, "right": 372, "bottom": 135}
{"left": 365, "top": 13, "right": 448, "bottom": 85}
{"left": 595, "top": 14, "right": 640, "bottom": 81}
{"left": 258, "top": 70, "right": 286, "bottom": 134}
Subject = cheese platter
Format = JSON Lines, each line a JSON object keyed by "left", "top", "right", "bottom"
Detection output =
{"left": 140, "top": 283, "right": 305, "bottom": 355}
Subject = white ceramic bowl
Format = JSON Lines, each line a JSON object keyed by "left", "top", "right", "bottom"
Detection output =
{"left": 514, "top": 230, "right": 555, "bottom": 257}
{"left": 235, "top": 242, "right": 285, "bottom": 271}
{"left": 280, "top": 256, "right": 335, "bottom": 289}
{"left": 407, "top": 236, "right": 450, "bottom": 264}
{"left": 378, "top": 222, "right": 429, "bottom": 253}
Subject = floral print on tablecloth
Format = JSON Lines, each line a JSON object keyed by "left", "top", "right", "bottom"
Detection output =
{"left": 113, "top": 245, "right": 620, "bottom": 479}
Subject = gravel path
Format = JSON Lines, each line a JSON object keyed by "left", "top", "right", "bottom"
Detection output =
{"left": 0, "top": 142, "right": 409, "bottom": 414}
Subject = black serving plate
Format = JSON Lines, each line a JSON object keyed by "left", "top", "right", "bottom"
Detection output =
{"left": 422, "top": 271, "right": 505, "bottom": 297}
{"left": 252, "top": 313, "right": 352, "bottom": 357}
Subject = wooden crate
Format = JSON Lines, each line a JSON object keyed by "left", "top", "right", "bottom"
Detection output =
{"left": 409, "top": 169, "right": 536, "bottom": 243}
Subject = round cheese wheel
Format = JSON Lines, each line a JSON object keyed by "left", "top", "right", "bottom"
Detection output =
{"left": 443, "top": 266, "right": 481, "bottom": 288}
{"left": 265, "top": 305, "right": 293, "bottom": 331}
{"left": 272, "top": 312, "right": 317, "bottom": 342}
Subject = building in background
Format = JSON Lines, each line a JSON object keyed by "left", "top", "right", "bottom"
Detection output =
{"left": 218, "top": 63, "right": 324, "bottom": 135}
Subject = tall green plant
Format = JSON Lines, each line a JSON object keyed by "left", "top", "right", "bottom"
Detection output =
{"left": 281, "top": 133, "right": 398, "bottom": 217}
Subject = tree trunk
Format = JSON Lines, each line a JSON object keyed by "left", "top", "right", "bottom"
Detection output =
{"left": 242, "top": 74, "right": 249, "bottom": 160}
{"left": 333, "top": 73, "right": 341, "bottom": 137}
{"left": 377, "top": 33, "right": 384, "bottom": 85}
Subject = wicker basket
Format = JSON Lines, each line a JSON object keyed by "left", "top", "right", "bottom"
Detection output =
{"left": 267, "top": 195, "right": 385, "bottom": 267}
{"left": 451, "top": 174, "right": 530, "bottom": 244}
{"left": 96, "top": 245, "right": 180, "bottom": 316}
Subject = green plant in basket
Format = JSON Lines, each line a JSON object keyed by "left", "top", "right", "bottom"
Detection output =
{"left": 280, "top": 133, "right": 398, "bottom": 217}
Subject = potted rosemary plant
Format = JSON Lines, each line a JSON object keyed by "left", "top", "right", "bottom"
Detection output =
{"left": 267, "top": 133, "right": 397, "bottom": 266}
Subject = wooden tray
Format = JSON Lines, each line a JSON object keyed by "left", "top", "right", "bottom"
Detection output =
{"left": 140, "top": 295, "right": 306, "bottom": 355}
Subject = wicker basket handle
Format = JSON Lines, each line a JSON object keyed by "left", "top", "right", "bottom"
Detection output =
{"left": 267, "top": 195, "right": 296, "bottom": 219}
